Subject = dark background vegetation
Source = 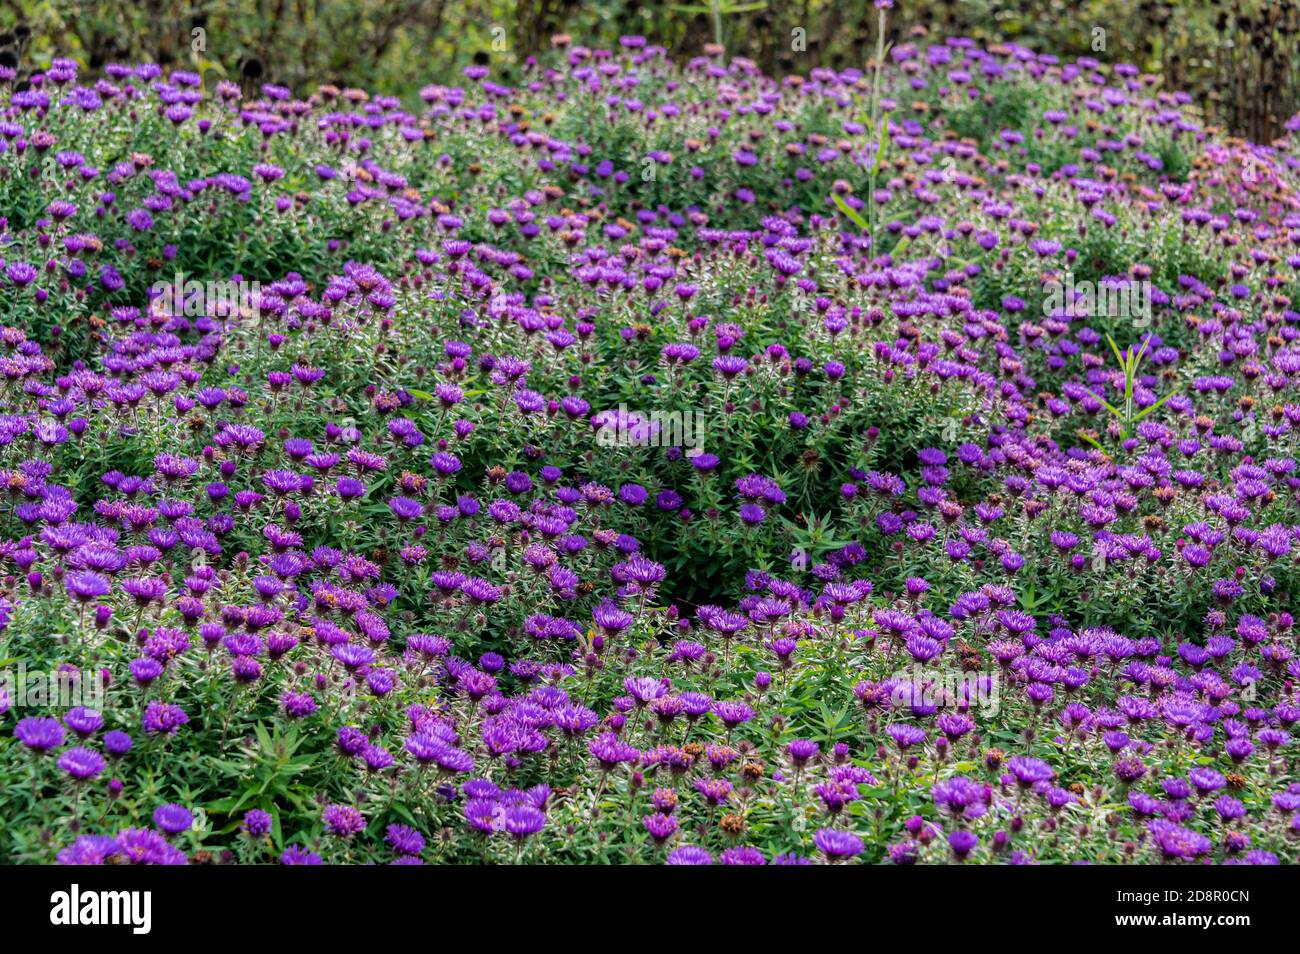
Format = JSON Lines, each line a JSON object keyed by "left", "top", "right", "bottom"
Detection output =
{"left": 2, "top": 1, "right": 1298, "bottom": 141}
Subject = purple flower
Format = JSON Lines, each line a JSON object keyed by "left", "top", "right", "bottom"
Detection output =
{"left": 385, "top": 823, "right": 425, "bottom": 856}
{"left": 1007, "top": 756, "right": 1054, "bottom": 788}
{"left": 65, "top": 571, "right": 111, "bottom": 603}
{"left": 115, "top": 828, "right": 187, "bottom": 865}
{"left": 814, "top": 828, "right": 864, "bottom": 860}
{"left": 588, "top": 732, "right": 639, "bottom": 771}
{"left": 63, "top": 707, "right": 104, "bottom": 737}
{"left": 592, "top": 601, "right": 633, "bottom": 635}
{"left": 243, "top": 809, "right": 273, "bottom": 837}
{"left": 788, "top": 739, "right": 820, "bottom": 767}
{"left": 503, "top": 805, "right": 546, "bottom": 839}
{"left": 643, "top": 813, "right": 679, "bottom": 843}
{"left": 15, "top": 716, "right": 65, "bottom": 752}
{"left": 153, "top": 803, "right": 194, "bottom": 835}
{"left": 948, "top": 830, "right": 979, "bottom": 860}
{"left": 281, "top": 691, "right": 318, "bottom": 718}
{"left": 280, "top": 845, "right": 323, "bottom": 865}
{"left": 712, "top": 700, "right": 755, "bottom": 729}
{"left": 665, "top": 845, "right": 712, "bottom": 865}
{"left": 57, "top": 747, "right": 105, "bottom": 780}
{"left": 57, "top": 835, "right": 120, "bottom": 865}
{"left": 1148, "top": 819, "right": 1212, "bottom": 860}
{"left": 323, "top": 804, "right": 366, "bottom": 838}
{"left": 142, "top": 701, "right": 189, "bottom": 736}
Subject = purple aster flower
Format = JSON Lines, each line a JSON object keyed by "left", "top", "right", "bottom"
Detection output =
{"left": 104, "top": 730, "right": 133, "bottom": 757}
{"left": 1148, "top": 819, "right": 1211, "bottom": 860}
{"left": 280, "top": 845, "right": 323, "bottom": 865}
{"left": 115, "top": 828, "right": 187, "bottom": 865}
{"left": 503, "top": 804, "right": 546, "bottom": 839}
{"left": 323, "top": 804, "right": 366, "bottom": 838}
{"left": 141, "top": 701, "right": 189, "bottom": 736}
{"left": 63, "top": 706, "right": 104, "bottom": 737}
{"left": 15, "top": 716, "right": 65, "bottom": 752}
{"left": 57, "top": 747, "right": 105, "bottom": 781}
{"left": 948, "top": 830, "right": 979, "bottom": 860}
{"left": 385, "top": 823, "right": 425, "bottom": 856}
{"left": 1007, "top": 756, "right": 1054, "bottom": 788}
{"left": 814, "top": 828, "right": 865, "bottom": 861}
{"left": 712, "top": 700, "right": 755, "bottom": 729}
{"left": 153, "top": 803, "right": 194, "bottom": 835}
{"left": 643, "top": 813, "right": 680, "bottom": 843}
{"left": 243, "top": 809, "right": 273, "bottom": 837}
{"left": 665, "top": 845, "right": 712, "bottom": 865}
{"left": 57, "top": 835, "right": 120, "bottom": 865}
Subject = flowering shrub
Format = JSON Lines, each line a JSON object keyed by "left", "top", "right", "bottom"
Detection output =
{"left": 3, "top": 35, "right": 1300, "bottom": 866}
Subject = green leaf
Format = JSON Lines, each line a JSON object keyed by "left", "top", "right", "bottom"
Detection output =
{"left": 831, "top": 194, "right": 869, "bottom": 231}
{"left": 1133, "top": 334, "right": 1153, "bottom": 365}
{"left": 1083, "top": 389, "right": 1123, "bottom": 420}
{"left": 871, "top": 111, "right": 892, "bottom": 176}
{"left": 1132, "top": 390, "right": 1179, "bottom": 423}
{"left": 1105, "top": 333, "right": 1126, "bottom": 369}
